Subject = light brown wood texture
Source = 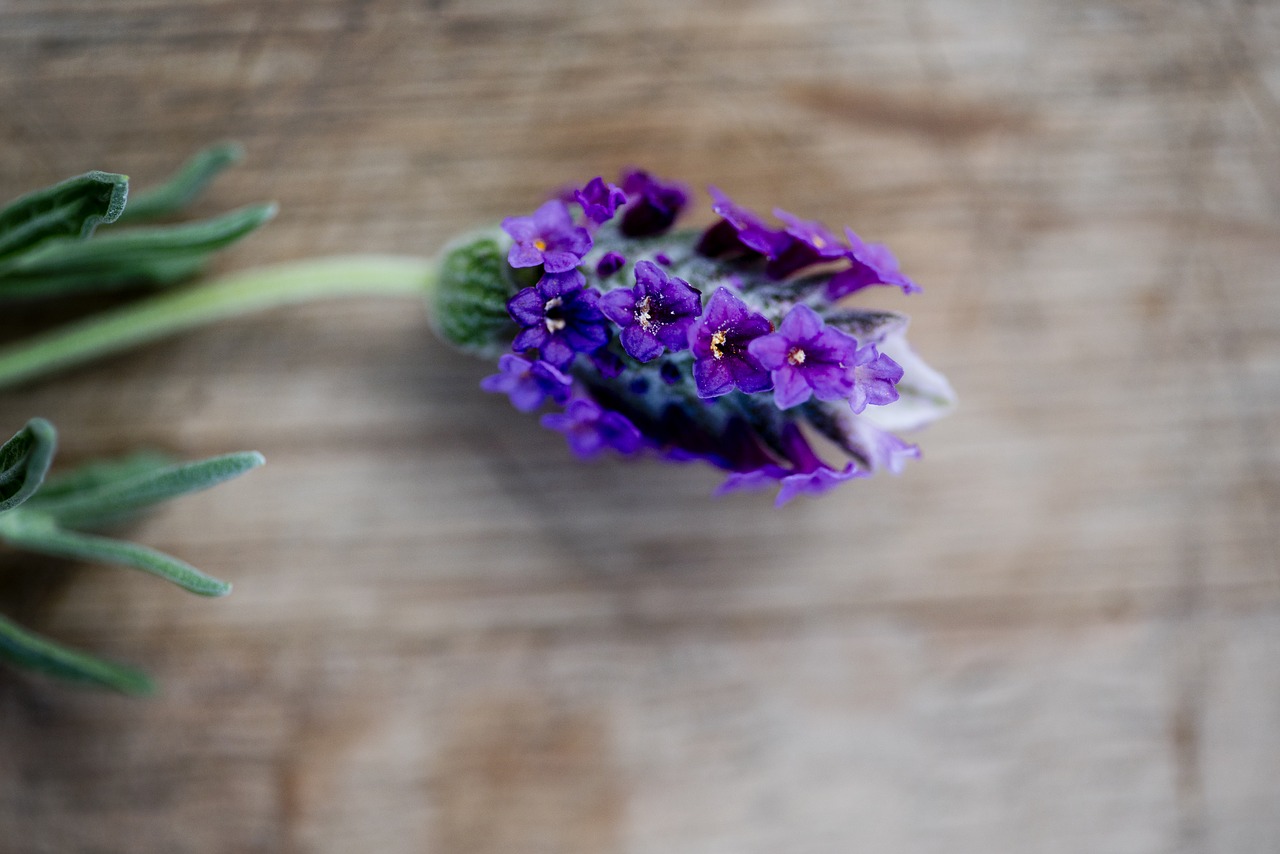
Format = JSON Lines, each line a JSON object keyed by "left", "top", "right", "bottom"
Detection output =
{"left": 1, "top": 1, "right": 1278, "bottom": 851}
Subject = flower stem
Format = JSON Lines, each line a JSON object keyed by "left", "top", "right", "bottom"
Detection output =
{"left": 0, "top": 255, "right": 437, "bottom": 390}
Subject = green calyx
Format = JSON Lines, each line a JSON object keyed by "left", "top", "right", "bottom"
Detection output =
{"left": 428, "top": 231, "right": 520, "bottom": 358}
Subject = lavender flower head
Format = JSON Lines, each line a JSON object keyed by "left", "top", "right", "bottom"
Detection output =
{"left": 430, "top": 171, "right": 954, "bottom": 505}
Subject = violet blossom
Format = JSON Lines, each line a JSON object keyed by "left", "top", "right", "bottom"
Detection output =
{"left": 502, "top": 200, "right": 592, "bottom": 273}
{"left": 599, "top": 260, "right": 702, "bottom": 362}
{"left": 747, "top": 304, "right": 863, "bottom": 410}
{"left": 618, "top": 170, "right": 688, "bottom": 237}
{"left": 480, "top": 354, "right": 572, "bottom": 412}
{"left": 689, "top": 287, "right": 773, "bottom": 398}
{"left": 827, "top": 227, "right": 921, "bottom": 299}
{"left": 507, "top": 270, "right": 609, "bottom": 368}
{"left": 542, "top": 398, "right": 644, "bottom": 458}
{"left": 574, "top": 177, "right": 627, "bottom": 226}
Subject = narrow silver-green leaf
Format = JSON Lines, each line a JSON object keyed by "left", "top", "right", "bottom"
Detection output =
{"left": 28, "top": 451, "right": 264, "bottom": 529}
{"left": 117, "top": 142, "right": 244, "bottom": 224}
{"left": 0, "top": 203, "right": 278, "bottom": 297}
{"left": 0, "top": 171, "right": 129, "bottom": 260}
{"left": 29, "top": 450, "right": 174, "bottom": 503}
{"left": 0, "top": 611, "right": 154, "bottom": 694}
{"left": 0, "top": 418, "right": 57, "bottom": 513}
{"left": 0, "top": 514, "right": 232, "bottom": 597}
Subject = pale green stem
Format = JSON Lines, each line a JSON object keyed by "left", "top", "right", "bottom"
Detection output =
{"left": 0, "top": 255, "right": 437, "bottom": 390}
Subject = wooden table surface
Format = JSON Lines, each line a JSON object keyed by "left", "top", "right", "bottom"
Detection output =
{"left": 1, "top": 1, "right": 1278, "bottom": 852}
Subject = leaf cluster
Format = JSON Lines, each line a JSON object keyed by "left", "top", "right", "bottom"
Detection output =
{"left": 0, "top": 142, "right": 275, "bottom": 300}
{"left": 0, "top": 419, "right": 263, "bottom": 694}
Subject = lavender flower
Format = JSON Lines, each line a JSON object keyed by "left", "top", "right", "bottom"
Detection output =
{"left": 618, "top": 170, "right": 688, "bottom": 237}
{"left": 719, "top": 424, "right": 867, "bottom": 507}
{"left": 542, "top": 397, "right": 643, "bottom": 458}
{"left": 766, "top": 209, "right": 850, "bottom": 279}
{"left": 480, "top": 354, "right": 572, "bottom": 412}
{"left": 575, "top": 177, "right": 627, "bottom": 226}
{"left": 697, "top": 187, "right": 787, "bottom": 258}
{"left": 502, "top": 200, "right": 592, "bottom": 273}
{"left": 747, "top": 304, "right": 863, "bottom": 409}
{"left": 827, "top": 227, "right": 921, "bottom": 298}
{"left": 507, "top": 270, "right": 608, "bottom": 368}
{"left": 689, "top": 287, "right": 773, "bottom": 398}
{"left": 599, "top": 260, "right": 702, "bottom": 362}
{"left": 429, "top": 171, "right": 953, "bottom": 505}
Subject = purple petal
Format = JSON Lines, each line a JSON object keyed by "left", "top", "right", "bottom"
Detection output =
{"left": 772, "top": 366, "right": 813, "bottom": 409}
{"left": 778, "top": 303, "right": 824, "bottom": 342}
{"left": 694, "top": 357, "right": 734, "bottom": 398}
{"left": 746, "top": 333, "right": 792, "bottom": 370}
{"left": 508, "top": 287, "right": 547, "bottom": 326}
{"left": 619, "top": 324, "right": 665, "bottom": 362}
{"left": 599, "top": 287, "right": 637, "bottom": 325}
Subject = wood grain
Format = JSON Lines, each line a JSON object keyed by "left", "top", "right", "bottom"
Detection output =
{"left": 1, "top": 0, "right": 1278, "bottom": 851}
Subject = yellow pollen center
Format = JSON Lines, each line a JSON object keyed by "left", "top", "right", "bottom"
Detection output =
{"left": 787, "top": 347, "right": 807, "bottom": 366}
{"left": 533, "top": 238, "right": 547, "bottom": 251}
{"left": 710, "top": 329, "right": 728, "bottom": 360}
{"left": 635, "top": 296, "right": 654, "bottom": 330}
{"left": 813, "top": 236, "right": 826, "bottom": 249}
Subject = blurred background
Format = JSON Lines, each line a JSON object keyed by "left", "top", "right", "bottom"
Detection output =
{"left": 1, "top": 0, "right": 1278, "bottom": 851}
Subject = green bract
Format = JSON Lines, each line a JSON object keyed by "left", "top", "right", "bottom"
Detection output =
{"left": 0, "top": 418, "right": 263, "bottom": 694}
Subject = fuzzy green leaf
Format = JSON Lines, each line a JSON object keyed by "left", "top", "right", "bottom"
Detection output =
{"left": 0, "top": 418, "right": 57, "bottom": 513}
{"left": 0, "top": 611, "right": 153, "bottom": 694}
{"left": 0, "top": 171, "right": 128, "bottom": 260}
{"left": 0, "top": 203, "right": 278, "bottom": 298}
{"left": 0, "top": 512, "right": 232, "bottom": 597}
{"left": 26, "top": 450, "right": 265, "bottom": 529}
{"left": 117, "top": 142, "right": 244, "bottom": 224}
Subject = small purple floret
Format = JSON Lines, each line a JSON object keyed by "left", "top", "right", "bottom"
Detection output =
{"left": 618, "top": 170, "right": 688, "bottom": 237}
{"left": 826, "top": 227, "right": 921, "bottom": 298}
{"left": 575, "top": 177, "right": 627, "bottom": 226}
{"left": 508, "top": 270, "right": 609, "bottom": 368}
{"left": 765, "top": 209, "right": 850, "bottom": 279}
{"left": 748, "top": 304, "right": 861, "bottom": 410}
{"left": 542, "top": 397, "right": 644, "bottom": 458}
{"left": 502, "top": 200, "right": 593, "bottom": 273}
{"left": 599, "top": 260, "right": 703, "bottom": 362}
{"left": 689, "top": 287, "right": 773, "bottom": 398}
{"left": 480, "top": 354, "right": 573, "bottom": 412}
{"left": 696, "top": 188, "right": 787, "bottom": 259}
{"left": 596, "top": 251, "right": 626, "bottom": 277}
{"left": 849, "top": 347, "right": 903, "bottom": 414}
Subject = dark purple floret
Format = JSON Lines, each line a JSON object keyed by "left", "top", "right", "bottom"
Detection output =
{"left": 542, "top": 397, "right": 644, "bottom": 458}
{"left": 599, "top": 260, "right": 703, "bottom": 362}
{"left": 718, "top": 423, "right": 866, "bottom": 506}
{"left": 508, "top": 270, "right": 609, "bottom": 368}
{"left": 618, "top": 170, "right": 689, "bottom": 237}
{"left": 747, "top": 304, "right": 862, "bottom": 409}
{"left": 502, "top": 200, "right": 593, "bottom": 273}
{"left": 765, "top": 209, "right": 850, "bottom": 279}
{"left": 595, "top": 251, "right": 626, "bottom": 277}
{"left": 696, "top": 187, "right": 787, "bottom": 259}
{"left": 849, "top": 347, "right": 903, "bottom": 413}
{"left": 826, "top": 227, "right": 921, "bottom": 299}
{"left": 574, "top": 177, "right": 627, "bottom": 226}
{"left": 689, "top": 287, "right": 774, "bottom": 398}
{"left": 480, "top": 354, "right": 573, "bottom": 412}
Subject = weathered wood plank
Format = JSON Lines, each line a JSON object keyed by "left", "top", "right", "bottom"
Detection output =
{"left": 0, "top": 0, "right": 1278, "bottom": 851}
